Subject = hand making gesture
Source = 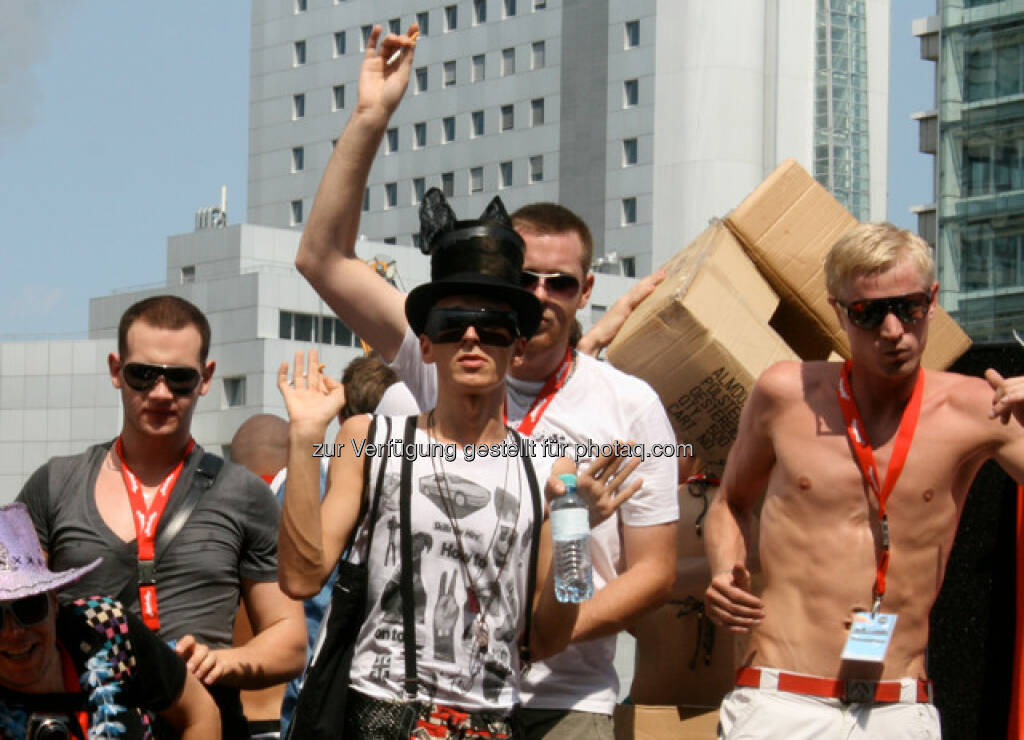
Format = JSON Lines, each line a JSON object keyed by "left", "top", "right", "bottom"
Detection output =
{"left": 277, "top": 348, "right": 346, "bottom": 434}
{"left": 986, "top": 368, "right": 1024, "bottom": 426}
{"left": 355, "top": 23, "right": 419, "bottom": 121}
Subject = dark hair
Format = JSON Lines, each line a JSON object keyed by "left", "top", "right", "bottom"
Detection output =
{"left": 511, "top": 202, "right": 593, "bottom": 275}
{"left": 118, "top": 295, "right": 211, "bottom": 363}
{"left": 341, "top": 356, "right": 399, "bottom": 417}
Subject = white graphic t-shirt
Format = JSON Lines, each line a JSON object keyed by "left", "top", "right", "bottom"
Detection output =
{"left": 347, "top": 419, "right": 554, "bottom": 712}
{"left": 387, "top": 329, "right": 680, "bottom": 714}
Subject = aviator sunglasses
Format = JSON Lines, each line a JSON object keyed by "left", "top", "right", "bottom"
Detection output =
{"left": 424, "top": 307, "right": 520, "bottom": 347}
{"left": 520, "top": 270, "right": 581, "bottom": 297}
{"left": 836, "top": 290, "right": 934, "bottom": 331}
{"left": 122, "top": 362, "right": 203, "bottom": 395}
{"left": 0, "top": 593, "right": 50, "bottom": 630}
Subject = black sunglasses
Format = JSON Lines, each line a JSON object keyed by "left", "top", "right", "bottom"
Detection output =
{"left": 836, "top": 291, "right": 934, "bottom": 331}
{"left": 520, "top": 270, "right": 581, "bottom": 297}
{"left": 424, "top": 307, "right": 520, "bottom": 347}
{"left": 122, "top": 362, "right": 202, "bottom": 395}
{"left": 0, "top": 593, "right": 50, "bottom": 630}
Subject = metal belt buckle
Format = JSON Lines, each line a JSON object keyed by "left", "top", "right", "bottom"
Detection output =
{"left": 843, "top": 678, "right": 876, "bottom": 704}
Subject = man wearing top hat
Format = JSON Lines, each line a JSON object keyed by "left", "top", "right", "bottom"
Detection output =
{"left": 0, "top": 502, "right": 220, "bottom": 739}
{"left": 291, "top": 24, "right": 679, "bottom": 738}
{"left": 277, "top": 189, "right": 583, "bottom": 738}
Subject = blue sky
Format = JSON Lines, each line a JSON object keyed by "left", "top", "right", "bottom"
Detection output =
{"left": 0, "top": 1, "right": 934, "bottom": 338}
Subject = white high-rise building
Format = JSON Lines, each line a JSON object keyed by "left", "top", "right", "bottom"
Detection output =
{"left": 248, "top": 0, "right": 890, "bottom": 275}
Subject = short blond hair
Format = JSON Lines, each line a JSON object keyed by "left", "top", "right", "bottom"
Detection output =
{"left": 824, "top": 222, "right": 935, "bottom": 299}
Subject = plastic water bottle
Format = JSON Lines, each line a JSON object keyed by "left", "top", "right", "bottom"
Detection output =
{"left": 550, "top": 473, "right": 593, "bottom": 602}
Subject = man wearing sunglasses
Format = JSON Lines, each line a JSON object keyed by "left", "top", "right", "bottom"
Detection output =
{"left": 292, "top": 24, "right": 678, "bottom": 739}
{"left": 705, "top": 223, "right": 1024, "bottom": 737}
{"left": 17, "top": 295, "right": 306, "bottom": 738}
{"left": 0, "top": 502, "right": 221, "bottom": 738}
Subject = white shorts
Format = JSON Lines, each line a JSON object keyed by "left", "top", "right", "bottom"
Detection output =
{"left": 718, "top": 686, "right": 941, "bottom": 739}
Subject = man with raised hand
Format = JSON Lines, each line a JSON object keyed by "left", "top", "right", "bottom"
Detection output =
{"left": 705, "top": 223, "right": 1024, "bottom": 738}
{"left": 294, "top": 23, "right": 677, "bottom": 739}
{"left": 18, "top": 295, "right": 305, "bottom": 739}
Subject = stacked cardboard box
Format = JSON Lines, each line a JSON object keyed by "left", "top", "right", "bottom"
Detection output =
{"left": 607, "top": 160, "right": 971, "bottom": 473}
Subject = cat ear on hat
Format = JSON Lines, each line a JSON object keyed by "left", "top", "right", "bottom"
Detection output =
{"left": 480, "top": 195, "right": 513, "bottom": 229}
{"left": 418, "top": 188, "right": 457, "bottom": 254}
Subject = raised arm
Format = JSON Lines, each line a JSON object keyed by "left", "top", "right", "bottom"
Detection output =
{"left": 576, "top": 269, "right": 666, "bottom": 357}
{"left": 296, "top": 24, "right": 418, "bottom": 361}
{"left": 704, "top": 363, "right": 784, "bottom": 632}
{"left": 277, "top": 350, "right": 369, "bottom": 597}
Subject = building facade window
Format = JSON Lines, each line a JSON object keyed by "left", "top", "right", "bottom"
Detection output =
{"left": 361, "top": 25, "right": 373, "bottom": 49}
{"left": 294, "top": 40, "right": 306, "bottom": 66}
{"left": 472, "top": 110, "right": 484, "bottom": 136}
{"left": 223, "top": 377, "right": 246, "bottom": 408}
{"left": 291, "top": 199, "right": 303, "bottom": 225}
{"left": 385, "top": 182, "right": 398, "bottom": 207}
{"left": 531, "top": 98, "right": 544, "bottom": 126}
{"left": 501, "top": 104, "right": 514, "bottom": 131}
{"left": 622, "top": 256, "right": 636, "bottom": 278}
{"left": 534, "top": 0, "right": 546, "bottom": 8}
{"left": 292, "top": 146, "right": 304, "bottom": 172}
{"left": 363, "top": 188, "right": 370, "bottom": 211}
{"left": 502, "top": 47, "right": 515, "bottom": 76}
{"left": 442, "top": 171, "right": 455, "bottom": 197}
{"left": 624, "top": 79, "right": 639, "bottom": 107}
{"left": 180, "top": 265, "right": 195, "bottom": 284}
{"left": 334, "top": 31, "right": 346, "bottom": 56}
{"left": 415, "top": 66, "right": 428, "bottom": 92}
{"left": 413, "top": 177, "right": 426, "bottom": 203}
{"left": 389, "top": 17, "right": 401, "bottom": 35}
{"left": 531, "top": 40, "right": 545, "bottom": 69}
{"left": 280, "top": 310, "right": 361, "bottom": 347}
{"left": 445, "top": 4, "right": 457, "bottom": 31}
{"left": 472, "top": 54, "right": 485, "bottom": 81}
{"left": 443, "top": 116, "right": 456, "bottom": 142}
{"left": 625, "top": 20, "right": 639, "bottom": 48}
{"left": 417, "top": 10, "right": 430, "bottom": 34}
{"left": 444, "top": 60, "right": 456, "bottom": 87}
{"left": 622, "top": 197, "right": 637, "bottom": 225}
{"left": 500, "top": 160, "right": 513, "bottom": 188}
{"left": 386, "top": 127, "right": 399, "bottom": 153}
{"left": 333, "top": 84, "right": 345, "bottom": 110}
{"left": 293, "top": 93, "right": 305, "bottom": 119}
{"left": 623, "top": 137, "right": 638, "bottom": 165}
{"left": 504, "top": 0, "right": 516, "bottom": 17}
{"left": 295, "top": 0, "right": 307, "bottom": 12}
{"left": 470, "top": 166, "right": 483, "bottom": 192}
{"left": 474, "top": 0, "right": 487, "bottom": 24}
{"left": 414, "top": 121, "right": 427, "bottom": 147}
{"left": 529, "top": 155, "right": 543, "bottom": 182}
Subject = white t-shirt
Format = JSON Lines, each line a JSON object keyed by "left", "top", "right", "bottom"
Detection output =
{"left": 347, "top": 417, "right": 554, "bottom": 712}
{"left": 388, "top": 329, "right": 680, "bottom": 714}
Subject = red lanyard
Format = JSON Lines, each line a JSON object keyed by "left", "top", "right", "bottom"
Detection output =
{"left": 510, "top": 347, "right": 574, "bottom": 437}
{"left": 836, "top": 360, "right": 924, "bottom": 613}
{"left": 59, "top": 643, "right": 89, "bottom": 737}
{"left": 115, "top": 436, "right": 194, "bottom": 631}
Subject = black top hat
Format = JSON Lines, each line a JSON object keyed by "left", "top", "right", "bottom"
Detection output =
{"left": 405, "top": 189, "right": 542, "bottom": 338}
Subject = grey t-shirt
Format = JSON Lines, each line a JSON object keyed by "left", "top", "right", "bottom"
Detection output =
{"left": 17, "top": 441, "right": 280, "bottom": 649}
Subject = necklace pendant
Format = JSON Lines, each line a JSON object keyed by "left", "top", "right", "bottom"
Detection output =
{"left": 466, "top": 588, "right": 481, "bottom": 614}
{"left": 475, "top": 618, "right": 490, "bottom": 652}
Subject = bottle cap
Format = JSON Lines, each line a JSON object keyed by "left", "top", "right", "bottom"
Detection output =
{"left": 557, "top": 473, "right": 577, "bottom": 490}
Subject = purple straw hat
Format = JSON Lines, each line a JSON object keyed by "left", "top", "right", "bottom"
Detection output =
{"left": 0, "top": 503, "right": 102, "bottom": 601}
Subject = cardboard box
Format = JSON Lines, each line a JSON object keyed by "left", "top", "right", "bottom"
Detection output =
{"left": 607, "top": 222, "right": 798, "bottom": 474}
{"left": 724, "top": 159, "right": 971, "bottom": 369}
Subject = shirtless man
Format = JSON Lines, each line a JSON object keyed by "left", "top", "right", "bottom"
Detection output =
{"left": 705, "top": 222, "right": 1024, "bottom": 737}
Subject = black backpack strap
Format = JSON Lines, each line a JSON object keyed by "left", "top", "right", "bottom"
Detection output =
{"left": 345, "top": 415, "right": 392, "bottom": 558}
{"left": 399, "top": 415, "right": 419, "bottom": 699}
{"left": 115, "top": 452, "right": 222, "bottom": 607}
{"left": 512, "top": 430, "right": 543, "bottom": 666}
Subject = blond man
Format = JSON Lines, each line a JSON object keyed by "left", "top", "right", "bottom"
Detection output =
{"left": 706, "top": 223, "right": 1024, "bottom": 737}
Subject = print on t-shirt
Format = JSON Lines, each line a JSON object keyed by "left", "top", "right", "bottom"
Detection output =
{"left": 422, "top": 473, "right": 492, "bottom": 518}
{"left": 433, "top": 569, "right": 460, "bottom": 662}
{"left": 380, "top": 531, "right": 433, "bottom": 624}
